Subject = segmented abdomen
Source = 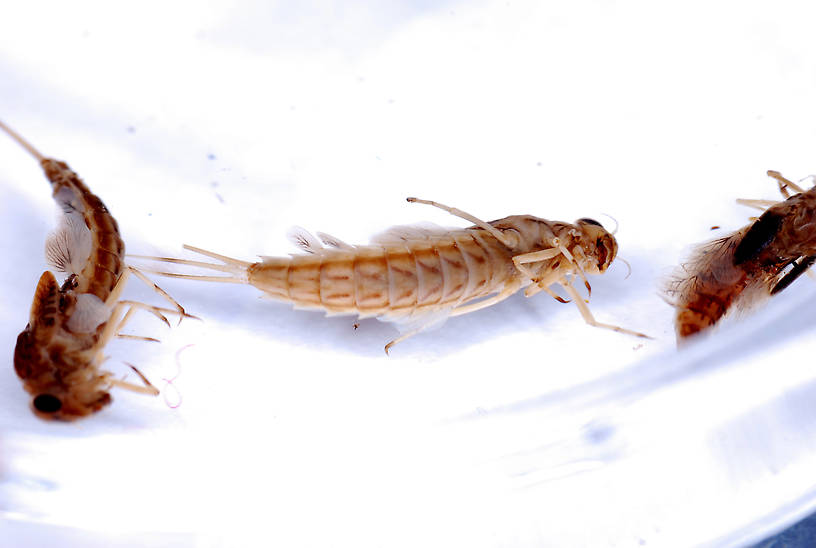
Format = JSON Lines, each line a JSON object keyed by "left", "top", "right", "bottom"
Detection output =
{"left": 41, "top": 158, "right": 125, "bottom": 303}
{"left": 671, "top": 229, "right": 762, "bottom": 339}
{"left": 674, "top": 280, "right": 747, "bottom": 338}
{"left": 247, "top": 229, "right": 517, "bottom": 317}
{"left": 80, "top": 205, "right": 124, "bottom": 302}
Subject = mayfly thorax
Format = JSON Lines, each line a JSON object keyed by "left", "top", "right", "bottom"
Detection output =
{"left": 2, "top": 119, "right": 191, "bottom": 420}
{"left": 141, "top": 197, "right": 649, "bottom": 352}
{"left": 668, "top": 170, "right": 816, "bottom": 341}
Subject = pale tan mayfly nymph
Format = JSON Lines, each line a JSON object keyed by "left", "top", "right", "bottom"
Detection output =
{"left": 143, "top": 198, "right": 648, "bottom": 352}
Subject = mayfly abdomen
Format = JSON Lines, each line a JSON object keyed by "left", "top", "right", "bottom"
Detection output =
{"left": 384, "top": 246, "right": 419, "bottom": 313}
{"left": 281, "top": 255, "right": 321, "bottom": 308}
{"left": 455, "top": 231, "right": 514, "bottom": 303}
{"left": 353, "top": 249, "right": 389, "bottom": 314}
{"left": 248, "top": 259, "right": 290, "bottom": 301}
{"left": 436, "top": 240, "right": 469, "bottom": 305}
{"left": 411, "top": 241, "right": 445, "bottom": 308}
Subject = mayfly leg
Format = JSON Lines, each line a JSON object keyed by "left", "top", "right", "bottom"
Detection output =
{"left": 449, "top": 283, "right": 521, "bottom": 317}
{"left": 90, "top": 269, "right": 191, "bottom": 374}
{"left": 736, "top": 171, "right": 810, "bottom": 212}
{"left": 559, "top": 279, "right": 650, "bottom": 339}
{"left": 514, "top": 245, "right": 592, "bottom": 297}
{"left": 406, "top": 197, "right": 518, "bottom": 248}
{"left": 736, "top": 198, "right": 778, "bottom": 212}
{"left": 127, "top": 266, "right": 194, "bottom": 324}
{"left": 105, "top": 364, "right": 160, "bottom": 396}
{"left": 767, "top": 169, "right": 806, "bottom": 198}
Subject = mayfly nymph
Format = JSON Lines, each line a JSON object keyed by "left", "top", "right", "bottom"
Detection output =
{"left": 1, "top": 119, "right": 191, "bottom": 420}
{"left": 142, "top": 197, "right": 648, "bottom": 352}
{"left": 669, "top": 170, "right": 816, "bottom": 340}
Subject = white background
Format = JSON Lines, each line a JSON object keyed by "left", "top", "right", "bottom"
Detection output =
{"left": 2, "top": 1, "right": 816, "bottom": 546}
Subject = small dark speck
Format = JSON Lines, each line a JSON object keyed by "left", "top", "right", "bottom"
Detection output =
{"left": 536, "top": 162, "right": 542, "bottom": 167}
{"left": 388, "top": 98, "right": 395, "bottom": 104}
{"left": 584, "top": 422, "right": 614, "bottom": 444}
{"left": 710, "top": 225, "right": 720, "bottom": 230}
{"left": 126, "top": 126, "right": 135, "bottom": 134}
{"left": 215, "top": 193, "right": 225, "bottom": 204}
{"left": 639, "top": 539, "right": 646, "bottom": 546}
{"left": 207, "top": 153, "right": 216, "bottom": 160}
{"left": 148, "top": 212, "right": 153, "bottom": 217}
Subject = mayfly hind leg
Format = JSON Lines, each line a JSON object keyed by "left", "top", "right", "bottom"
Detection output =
{"left": 383, "top": 319, "right": 442, "bottom": 355}
{"left": 126, "top": 265, "right": 200, "bottom": 325}
{"left": 406, "top": 197, "right": 517, "bottom": 248}
{"left": 384, "top": 328, "right": 422, "bottom": 355}
{"left": 384, "top": 281, "right": 522, "bottom": 354}
{"left": 559, "top": 279, "right": 650, "bottom": 339}
{"left": 90, "top": 270, "right": 190, "bottom": 367}
{"left": 449, "top": 283, "right": 520, "bottom": 317}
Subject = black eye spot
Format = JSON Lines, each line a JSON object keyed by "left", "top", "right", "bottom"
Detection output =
{"left": 596, "top": 238, "right": 608, "bottom": 265}
{"left": 578, "top": 218, "right": 602, "bottom": 227}
{"left": 33, "top": 394, "right": 62, "bottom": 414}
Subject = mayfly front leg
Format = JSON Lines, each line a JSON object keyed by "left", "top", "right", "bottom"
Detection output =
{"left": 559, "top": 279, "right": 650, "bottom": 339}
{"left": 513, "top": 245, "right": 591, "bottom": 299}
{"left": 512, "top": 243, "right": 649, "bottom": 338}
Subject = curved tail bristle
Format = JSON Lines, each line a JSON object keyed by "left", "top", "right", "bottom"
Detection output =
{"left": 128, "top": 245, "right": 252, "bottom": 284}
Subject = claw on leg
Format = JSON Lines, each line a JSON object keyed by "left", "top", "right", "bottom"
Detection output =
{"left": 108, "top": 364, "right": 159, "bottom": 396}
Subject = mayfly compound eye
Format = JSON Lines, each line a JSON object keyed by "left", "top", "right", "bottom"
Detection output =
{"left": 577, "top": 218, "right": 603, "bottom": 227}
{"left": 32, "top": 394, "right": 62, "bottom": 414}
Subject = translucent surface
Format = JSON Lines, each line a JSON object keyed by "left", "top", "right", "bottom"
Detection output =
{"left": 2, "top": 1, "right": 816, "bottom": 546}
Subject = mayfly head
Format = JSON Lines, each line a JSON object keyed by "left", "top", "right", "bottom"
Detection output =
{"left": 574, "top": 218, "right": 618, "bottom": 274}
{"left": 14, "top": 323, "right": 112, "bottom": 421}
{"left": 13, "top": 272, "right": 112, "bottom": 421}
